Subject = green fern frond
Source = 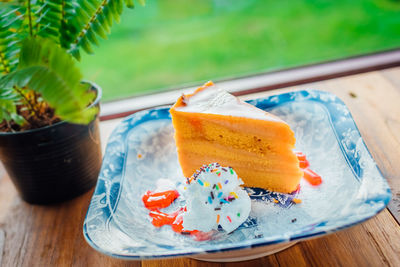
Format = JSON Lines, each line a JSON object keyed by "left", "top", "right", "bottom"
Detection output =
{"left": 0, "top": 96, "right": 24, "bottom": 125}
{"left": 35, "top": 0, "right": 61, "bottom": 41}
{"left": 35, "top": 1, "right": 77, "bottom": 42}
{"left": 0, "top": 4, "right": 24, "bottom": 75}
{"left": 1, "top": 0, "right": 145, "bottom": 127}
{"left": 0, "top": 99, "right": 20, "bottom": 124}
{"left": 0, "top": 37, "right": 97, "bottom": 124}
{"left": 64, "top": 0, "right": 143, "bottom": 60}
{"left": 124, "top": 0, "right": 134, "bottom": 8}
{"left": 0, "top": 86, "right": 23, "bottom": 124}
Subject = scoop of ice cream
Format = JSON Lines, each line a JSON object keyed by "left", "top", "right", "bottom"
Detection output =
{"left": 180, "top": 163, "right": 251, "bottom": 233}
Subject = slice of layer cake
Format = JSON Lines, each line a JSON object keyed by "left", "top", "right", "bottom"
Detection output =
{"left": 170, "top": 81, "right": 303, "bottom": 193}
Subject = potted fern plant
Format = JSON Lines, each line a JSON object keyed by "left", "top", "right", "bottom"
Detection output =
{"left": 0, "top": 0, "right": 143, "bottom": 204}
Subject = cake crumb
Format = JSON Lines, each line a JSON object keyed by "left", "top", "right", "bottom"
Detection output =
{"left": 292, "top": 198, "right": 302, "bottom": 204}
{"left": 349, "top": 91, "right": 357, "bottom": 98}
{"left": 137, "top": 153, "right": 143, "bottom": 159}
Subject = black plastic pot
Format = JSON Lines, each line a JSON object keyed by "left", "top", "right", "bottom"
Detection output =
{"left": 0, "top": 82, "right": 102, "bottom": 204}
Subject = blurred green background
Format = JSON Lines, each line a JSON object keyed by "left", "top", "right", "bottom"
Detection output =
{"left": 78, "top": 0, "right": 400, "bottom": 101}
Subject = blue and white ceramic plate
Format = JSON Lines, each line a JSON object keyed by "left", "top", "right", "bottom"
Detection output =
{"left": 83, "top": 90, "right": 391, "bottom": 262}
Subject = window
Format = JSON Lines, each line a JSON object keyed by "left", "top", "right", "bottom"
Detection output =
{"left": 78, "top": 0, "right": 400, "bottom": 102}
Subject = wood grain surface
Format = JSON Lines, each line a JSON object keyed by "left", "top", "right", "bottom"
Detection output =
{"left": 0, "top": 68, "right": 400, "bottom": 266}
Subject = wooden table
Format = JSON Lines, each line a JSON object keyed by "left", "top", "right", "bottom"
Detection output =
{"left": 1, "top": 67, "right": 400, "bottom": 266}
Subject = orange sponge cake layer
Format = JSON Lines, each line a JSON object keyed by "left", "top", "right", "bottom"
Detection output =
{"left": 170, "top": 81, "right": 303, "bottom": 193}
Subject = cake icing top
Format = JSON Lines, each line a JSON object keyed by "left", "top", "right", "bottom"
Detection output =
{"left": 176, "top": 84, "right": 285, "bottom": 123}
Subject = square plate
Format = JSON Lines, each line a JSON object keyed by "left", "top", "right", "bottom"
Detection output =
{"left": 83, "top": 90, "right": 391, "bottom": 261}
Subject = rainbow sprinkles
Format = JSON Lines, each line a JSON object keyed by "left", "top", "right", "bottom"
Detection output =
{"left": 181, "top": 163, "right": 251, "bottom": 233}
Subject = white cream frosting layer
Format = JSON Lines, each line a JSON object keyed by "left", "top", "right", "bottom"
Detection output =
{"left": 180, "top": 163, "right": 251, "bottom": 233}
{"left": 176, "top": 85, "right": 284, "bottom": 123}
